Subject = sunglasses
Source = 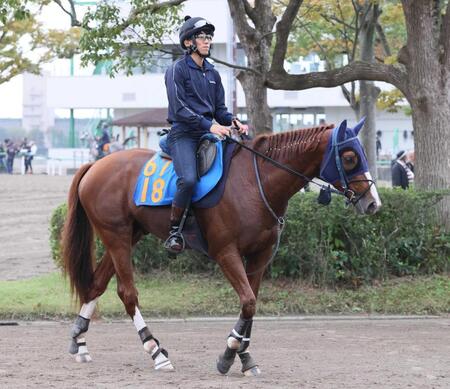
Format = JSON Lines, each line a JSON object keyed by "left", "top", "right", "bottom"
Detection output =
{"left": 195, "top": 33, "right": 213, "bottom": 42}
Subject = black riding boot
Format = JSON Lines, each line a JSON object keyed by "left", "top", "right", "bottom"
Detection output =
{"left": 164, "top": 205, "right": 186, "bottom": 254}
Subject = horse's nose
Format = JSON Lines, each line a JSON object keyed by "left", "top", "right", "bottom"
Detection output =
{"left": 366, "top": 201, "right": 379, "bottom": 215}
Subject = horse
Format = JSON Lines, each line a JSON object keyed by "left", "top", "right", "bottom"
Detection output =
{"left": 62, "top": 119, "right": 381, "bottom": 375}
{"left": 79, "top": 131, "right": 136, "bottom": 161}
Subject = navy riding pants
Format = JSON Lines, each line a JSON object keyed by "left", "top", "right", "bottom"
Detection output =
{"left": 167, "top": 129, "right": 204, "bottom": 209}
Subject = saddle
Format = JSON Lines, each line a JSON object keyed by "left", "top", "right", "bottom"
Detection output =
{"left": 159, "top": 132, "right": 219, "bottom": 177}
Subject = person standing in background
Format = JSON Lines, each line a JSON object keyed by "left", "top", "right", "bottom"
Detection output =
{"left": 392, "top": 150, "right": 414, "bottom": 189}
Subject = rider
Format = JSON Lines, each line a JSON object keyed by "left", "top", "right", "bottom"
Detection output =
{"left": 164, "top": 15, "right": 248, "bottom": 254}
{"left": 97, "top": 121, "right": 111, "bottom": 158}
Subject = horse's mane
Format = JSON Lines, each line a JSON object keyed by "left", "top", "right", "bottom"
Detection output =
{"left": 250, "top": 124, "right": 334, "bottom": 160}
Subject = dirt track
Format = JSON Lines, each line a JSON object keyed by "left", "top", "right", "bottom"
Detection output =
{"left": 1, "top": 175, "right": 449, "bottom": 388}
{"left": 0, "top": 175, "right": 73, "bottom": 280}
{"left": 0, "top": 318, "right": 449, "bottom": 388}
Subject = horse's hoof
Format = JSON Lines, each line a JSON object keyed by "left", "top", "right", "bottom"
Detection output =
{"left": 217, "top": 356, "right": 233, "bottom": 375}
{"left": 75, "top": 353, "right": 92, "bottom": 363}
{"left": 155, "top": 360, "right": 175, "bottom": 372}
{"left": 243, "top": 366, "right": 261, "bottom": 377}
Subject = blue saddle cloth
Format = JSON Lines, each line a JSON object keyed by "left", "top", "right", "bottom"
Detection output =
{"left": 134, "top": 141, "right": 224, "bottom": 206}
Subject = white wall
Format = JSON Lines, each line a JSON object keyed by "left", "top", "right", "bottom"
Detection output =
{"left": 325, "top": 107, "right": 414, "bottom": 156}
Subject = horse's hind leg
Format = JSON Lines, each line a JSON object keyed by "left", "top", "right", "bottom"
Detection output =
{"left": 69, "top": 251, "right": 115, "bottom": 362}
{"left": 103, "top": 229, "right": 174, "bottom": 371}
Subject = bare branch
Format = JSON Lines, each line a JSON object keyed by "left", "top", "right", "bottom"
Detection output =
{"left": 299, "top": 22, "right": 332, "bottom": 68}
{"left": 227, "top": 0, "right": 256, "bottom": 40}
{"left": 0, "top": 29, "right": 7, "bottom": 45}
{"left": 128, "top": 26, "right": 262, "bottom": 76}
{"left": 375, "top": 22, "right": 391, "bottom": 57}
{"left": 52, "top": 0, "right": 81, "bottom": 27}
{"left": 209, "top": 55, "right": 262, "bottom": 76}
{"left": 270, "top": 0, "right": 303, "bottom": 72}
{"left": 119, "top": 0, "right": 187, "bottom": 31}
{"left": 243, "top": 0, "right": 257, "bottom": 24}
{"left": 266, "top": 61, "right": 409, "bottom": 98}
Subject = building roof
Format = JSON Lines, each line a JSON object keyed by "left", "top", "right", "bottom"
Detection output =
{"left": 112, "top": 108, "right": 168, "bottom": 127}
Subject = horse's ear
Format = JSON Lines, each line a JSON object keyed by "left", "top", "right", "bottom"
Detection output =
{"left": 353, "top": 116, "right": 366, "bottom": 135}
{"left": 337, "top": 120, "right": 347, "bottom": 141}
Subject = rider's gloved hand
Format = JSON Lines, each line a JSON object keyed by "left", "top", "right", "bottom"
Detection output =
{"left": 232, "top": 118, "right": 249, "bottom": 135}
{"left": 210, "top": 124, "right": 231, "bottom": 138}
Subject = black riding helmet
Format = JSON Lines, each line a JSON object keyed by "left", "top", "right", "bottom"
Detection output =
{"left": 179, "top": 16, "right": 215, "bottom": 50}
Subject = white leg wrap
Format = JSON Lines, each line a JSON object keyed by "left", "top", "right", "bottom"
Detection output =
{"left": 80, "top": 298, "right": 98, "bottom": 319}
{"left": 74, "top": 337, "right": 92, "bottom": 363}
{"left": 152, "top": 346, "right": 174, "bottom": 371}
{"left": 133, "top": 307, "right": 146, "bottom": 332}
{"left": 133, "top": 307, "right": 174, "bottom": 371}
{"left": 227, "top": 336, "right": 241, "bottom": 349}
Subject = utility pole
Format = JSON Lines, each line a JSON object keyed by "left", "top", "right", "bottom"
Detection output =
{"left": 68, "top": 1, "right": 97, "bottom": 148}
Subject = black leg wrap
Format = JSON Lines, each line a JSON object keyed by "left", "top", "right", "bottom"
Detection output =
{"left": 217, "top": 317, "right": 253, "bottom": 374}
{"left": 229, "top": 317, "right": 252, "bottom": 341}
{"left": 138, "top": 327, "right": 155, "bottom": 345}
{"left": 238, "top": 352, "right": 258, "bottom": 373}
{"left": 69, "top": 316, "right": 90, "bottom": 354}
{"left": 217, "top": 346, "right": 237, "bottom": 374}
{"left": 238, "top": 320, "right": 253, "bottom": 354}
{"left": 138, "top": 328, "right": 168, "bottom": 359}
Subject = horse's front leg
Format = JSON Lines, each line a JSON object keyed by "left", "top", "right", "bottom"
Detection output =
{"left": 236, "top": 245, "right": 274, "bottom": 375}
{"left": 214, "top": 247, "right": 260, "bottom": 376}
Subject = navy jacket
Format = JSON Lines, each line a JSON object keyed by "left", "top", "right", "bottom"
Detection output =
{"left": 165, "top": 54, "right": 233, "bottom": 134}
{"left": 392, "top": 161, "right": 409, "bottom": 189}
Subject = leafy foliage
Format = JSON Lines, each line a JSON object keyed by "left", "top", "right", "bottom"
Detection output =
{"left": 50, "top": 189, "right": 450, "bottom": 288}
{"left": 79, "top": 0, "right": 183, "bottom": 76}
{"left": 0, "top": 0, "right": 81, "bottom": 84}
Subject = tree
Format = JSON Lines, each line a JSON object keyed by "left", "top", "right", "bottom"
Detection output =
{"left": 0, "top": 0, "right": 79, "bottom": 85}
{"left": 52, "top": 0, "right": 186, "bottom": 75}
{"left": 265, "top": 0, "right": 450, "bottom": 227}
{"left": 286, "top": 1, "right": 392, "bottom": 178}
{"left": 58, "top": 0, "right": 450, "bottom": 227}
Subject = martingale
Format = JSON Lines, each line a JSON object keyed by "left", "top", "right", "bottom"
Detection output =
{"left": 133, "top": 142, "right": 224, "bottom": 206}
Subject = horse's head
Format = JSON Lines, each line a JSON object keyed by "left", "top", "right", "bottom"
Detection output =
{"left": 319, "top": 118, "right": 381, "bottom": 215}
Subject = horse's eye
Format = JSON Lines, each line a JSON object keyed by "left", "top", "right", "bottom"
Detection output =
{"left": 341, "top": 151, "right": 358, "bottom": 171}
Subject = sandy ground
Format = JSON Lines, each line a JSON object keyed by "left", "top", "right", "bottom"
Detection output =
{"left": 1, "top": 174, "right": 449, "bottom": 388}
{"left": 0, "top": 317, "right": 449, "bottom": 388}
{"left": 0, "top": 174, "right": 73, "bottom": 280}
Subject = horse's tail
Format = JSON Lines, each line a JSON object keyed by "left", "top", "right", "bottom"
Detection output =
{"left": 62, "top": 162, "right": 94, "bottom": 304}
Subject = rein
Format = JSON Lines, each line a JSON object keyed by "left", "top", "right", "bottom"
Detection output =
{"left": 225, "top": 134, "right": 354, "bottom": 202}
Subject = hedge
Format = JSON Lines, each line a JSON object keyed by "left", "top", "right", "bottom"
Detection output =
{"left": 50, "top": 188, "right": 450, "bottom": 287}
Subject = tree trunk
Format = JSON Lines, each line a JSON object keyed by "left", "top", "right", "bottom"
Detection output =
{"left": 401, "top": 0, "right": 450, "bottom": 229}
{"left": 358, "top": 4, "right": 380, "bottom": 179}
{"left": 359, "top": 81, "right": 379, "bottom": 179}
{"left": 409, "top": 93, "right": 450, "bottom": 229}
{"left": 227, "top": 0, "right": 275, "bottom": 134}
{"left": 237, "top": 71, "right": 272, "bottom": 134}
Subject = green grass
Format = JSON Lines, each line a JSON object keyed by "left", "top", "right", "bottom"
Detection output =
{"left": 0, "top": 273, "right": 449, "bottom": 320}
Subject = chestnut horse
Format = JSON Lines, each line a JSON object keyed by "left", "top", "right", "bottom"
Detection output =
{"left": 62, "top": 119, "right": 381, "bottom": 375}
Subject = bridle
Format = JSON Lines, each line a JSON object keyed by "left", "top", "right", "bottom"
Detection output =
{"left": 225, "top": 128, "right": 374, "bottom": 276}
{"left": 226, "top": 129, "right": 374, "bottom": 208}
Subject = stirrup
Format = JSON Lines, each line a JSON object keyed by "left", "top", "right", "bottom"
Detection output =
{"left": 163, "top": 228, "right": 185, "bottom": 255}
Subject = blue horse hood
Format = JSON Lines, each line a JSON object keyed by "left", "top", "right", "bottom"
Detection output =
{"left": 319, "top": 118, "right": 369, "bottom": 185}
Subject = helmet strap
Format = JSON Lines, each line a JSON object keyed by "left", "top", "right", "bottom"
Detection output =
{"left": 186, "top": 41, "right": 210, "bottom": 58}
